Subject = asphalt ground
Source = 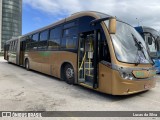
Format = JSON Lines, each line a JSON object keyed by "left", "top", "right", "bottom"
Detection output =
{"left": 0, "top": 57, "right": 159, "bottom": 120}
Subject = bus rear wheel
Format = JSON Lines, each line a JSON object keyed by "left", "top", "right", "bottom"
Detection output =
{"left": 64, "top": 64, "right": 75, "bottom": 85}
{"left": 25, "top": 59, "right": 30, "bottom": 71}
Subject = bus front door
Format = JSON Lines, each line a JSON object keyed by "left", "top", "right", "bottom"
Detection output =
{"left": 78, "top": 31, "right": 98, "bottom": 88}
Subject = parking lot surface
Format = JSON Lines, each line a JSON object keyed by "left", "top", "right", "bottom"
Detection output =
{"left": 0, "top": 57, "right": 159, "bottom": 120}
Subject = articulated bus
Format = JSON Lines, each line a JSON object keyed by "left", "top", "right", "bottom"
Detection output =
{"left": 135, "top": 26, "right": 160, "bottom": 73}
{"left": 4, "top": 11, "right": 156, "bottom": 95}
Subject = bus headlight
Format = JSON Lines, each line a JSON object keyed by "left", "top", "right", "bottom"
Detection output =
{"left": 120, "top": 72, "right": 134, "bottom": 80}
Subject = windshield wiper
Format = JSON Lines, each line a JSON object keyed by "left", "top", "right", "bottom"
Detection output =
{"left": 131, "top": 34, "right": 152, "bottom": 66}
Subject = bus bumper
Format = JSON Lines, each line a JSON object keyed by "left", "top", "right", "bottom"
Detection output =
{"left": 155, "top": 66, "right": 160, "bottom": 74}
{"left": 112, "top": 71, "right": 156, "bottom": 95}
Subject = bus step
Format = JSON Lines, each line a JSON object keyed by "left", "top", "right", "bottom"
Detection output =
{"left": 78, "top": 78, "right": 85, "bottom": 83}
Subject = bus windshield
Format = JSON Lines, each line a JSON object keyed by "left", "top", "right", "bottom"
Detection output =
{"left": 157, "top": 37, "right": 160, "bottom": 58}
{"left": 143, "top": 28, "right": 160, "bottom": 59}
{"left": 105, "top": 21, "right": 153, "bottom": 64}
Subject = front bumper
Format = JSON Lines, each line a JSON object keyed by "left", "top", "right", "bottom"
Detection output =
{"left": 155, "top": 66, "right": 160, "bottom": 74}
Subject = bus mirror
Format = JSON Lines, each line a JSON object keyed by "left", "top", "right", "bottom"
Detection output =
{"left": 109, "top": 18, "right": 116, "bottom": 34}
{"left": 148, "top": 37, "right": 153, "bottom": 45}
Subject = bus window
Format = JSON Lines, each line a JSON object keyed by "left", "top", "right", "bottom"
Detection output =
{"left": 26, "top": 36, "right": 32, "bottom": 51}
{"left": 79, "top": 16, "right": 95, "bottom": 33}
{"left": 145, "top": 35, "right": 157, "bottom": 52}
{"left": 61, "top": 27, "right": 78, "bottom": 49}
{"left": 9, "top": 41, "right": 12, "bottom": 51}
{"left": 64, "top": 21, "right": 77, "bottom": 29}
{"left": 30, "top": 33, "right": 39, "bottom": 50}
{"left": 48, "top": 26, "right": 62, "bottom": 50}
{"left": 39, "top": 30, "right": 48, "bottom": 50}
{"left": 32, "top": 33, "right": 39, "bottom": 42}
{"left": 100, "top": 39, "right": 111, "bottom": 63}
{"left": 14, "top": 40, "right": 17, "bottom": 52}
{"left": 11, "top": 41, "right": 14, "bottom": 51}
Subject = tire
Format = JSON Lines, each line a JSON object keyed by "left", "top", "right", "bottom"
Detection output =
{"left": 64, "top": 64, "right": 75, "bottom": 84}
{"left": 25, "top": 59, "right": 30, "bottom": 71}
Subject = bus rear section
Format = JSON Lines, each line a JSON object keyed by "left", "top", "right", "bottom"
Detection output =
{"left": 4, "top": 37, "right": 25, "bottom": 66}
{"left": 4, "top": 42, "right": 10, "bottom": 60}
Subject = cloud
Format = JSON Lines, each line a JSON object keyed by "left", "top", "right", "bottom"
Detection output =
{"left": 23, "top": 0, "right": 160, "bottom": 30}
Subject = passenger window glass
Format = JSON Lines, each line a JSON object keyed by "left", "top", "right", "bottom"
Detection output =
{"left": 26, "top": 36, "right": 32, "bottom": 51}
{"left": 39, "top": 30, "right": 48, "bottom": 50}
{"left": 100, "top": 40, "right": 111, "bottom": 63}
{"left": 9, "top": 42, "right": 12, "bottom": 51}
{"left": 64, "top": 22, "right": 76, "bottom": 29}
{"left": 61, "top": 27, "right": 78, "bottom": 49}
{"left": 40, "top": 30, "right": 48, "bottom": 41}
{"left": 79, "top": 16, "right": 95, "bottom": 33}
{"left": 48, "top": 26, "right": 61, "bottom": 50}
{"left": 28, "top": 33, "right": 39, "bottom": 50}
{"left": 12, "top": 41, "right": 15, "bottom": 51}
{"left": 63, "top": 27, "right": 77, "bottom": 37}
{"left": 32, "top": 33, "right": 39, "bottom": 42}
{"left": 14, "top": 40, "right": 18, "bottom": 52}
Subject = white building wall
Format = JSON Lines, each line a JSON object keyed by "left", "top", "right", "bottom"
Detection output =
{"left": 0, "top": 0, "right": 2, "bottom": 51}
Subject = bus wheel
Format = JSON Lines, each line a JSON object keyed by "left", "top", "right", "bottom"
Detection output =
{"left": 25, "top": 59, "right": 30, "bottom": 71}
{"left": 64, "top": 64, "right": 75, "bottom": 84}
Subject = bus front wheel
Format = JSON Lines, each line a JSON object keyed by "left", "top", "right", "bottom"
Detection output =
{"left": 64, "top": 64, "right": 75, "bottom": 85}
{"left": 25, "top": 59, "right": 30, "bottom": 71}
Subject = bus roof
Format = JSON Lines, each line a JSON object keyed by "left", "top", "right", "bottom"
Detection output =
{"left": 7, "top": 36, "right": 22, "bottom": 43}
{"left": 23, "top": 11, "right": 112, "bottom": 37}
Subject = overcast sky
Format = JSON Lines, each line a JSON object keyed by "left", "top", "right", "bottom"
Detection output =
{"left": 23, "top": 0, "right": 160, "bottom": 34}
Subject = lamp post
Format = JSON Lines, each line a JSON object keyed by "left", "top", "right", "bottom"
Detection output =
{"left": 136, "top": 18, "right": 140, "bottom": 26}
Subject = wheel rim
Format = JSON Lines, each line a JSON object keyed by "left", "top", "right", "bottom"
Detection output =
{"left": 66, "top": 68, "right": 74, "bottom": 79}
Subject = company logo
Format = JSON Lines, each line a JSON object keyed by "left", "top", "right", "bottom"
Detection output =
{"left": 2, "top": 112, "right": 12, "bottom": 118}
{"left": 1, "top": 112, "right": 42, "bottom": 118}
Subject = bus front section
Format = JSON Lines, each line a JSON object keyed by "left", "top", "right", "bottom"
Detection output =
{"left": 102, "top": 19, "right": 156, "bottom": 95}
{"left": 135, "top": 26, "right": 160, "bottom": 74}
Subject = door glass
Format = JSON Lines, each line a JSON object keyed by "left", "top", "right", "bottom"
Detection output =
{"left": 78, "top": 32, "right": 95, "bottom": 86}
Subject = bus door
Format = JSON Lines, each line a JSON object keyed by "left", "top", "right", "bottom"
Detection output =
{"left": 4, "top": 43, "right": 9, "bottom": 60}
{"left": 78, "top": 31, "right": 99, "bottom": 88}
{"left": 19, "top": 40, "right": 26, "bottom": 65}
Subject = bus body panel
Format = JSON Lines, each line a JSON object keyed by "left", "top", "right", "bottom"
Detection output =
{"left": 25, "top": 51, "right": 77, "bottom": 81}
{"left": 98, "top": 63, "right": 112, "bottom": 94}
{"left": 111, "top": 70, "right": 156, "bottom": 95}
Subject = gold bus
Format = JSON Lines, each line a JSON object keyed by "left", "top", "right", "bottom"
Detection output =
{"left": 4, "top": 11, "right": 156, "bottom": 95}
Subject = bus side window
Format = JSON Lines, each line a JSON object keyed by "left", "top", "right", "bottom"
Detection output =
{"left": 26, "top": 36, "right": 32, "bottom": 51}
{"left": 39, "top": 30, "right": 48, "bottom": 50}
{"left": 11, "top": 41, "right": 15, "bottom": 52}
{"left": 15, "top": 40, "right": 18, "bottom": 52}
{"left": 48, "top": 26, "right": 62, "bottom": 50}
{"left": 9, "top": 42, "right": 11, "bottom": 51}
{"left": 61, "top": 27, "right": 78, "bottom": 49}
{"left": 30, "top": 33, "right": 39, "bottom": 50}
{"left": 100, "top": 40, "right": 111, "bottom": 63}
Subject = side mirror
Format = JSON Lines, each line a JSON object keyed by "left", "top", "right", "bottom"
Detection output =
{"left": 148, "top": 37, "right": 153, "bottom": 45}
{"left": 109, "top": 18, "right": 116, "bottom": 34}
